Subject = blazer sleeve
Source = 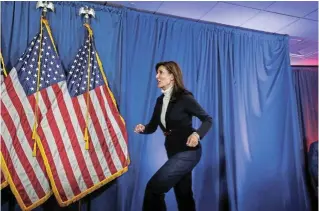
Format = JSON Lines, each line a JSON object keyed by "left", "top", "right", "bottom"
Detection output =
{"left": 184, "top": 94, "right": 212, "bottom": 139}
{"left": 141, "top": 97, "right": 161, "bottom": 134}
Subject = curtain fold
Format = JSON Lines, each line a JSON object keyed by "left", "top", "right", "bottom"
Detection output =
{"left": 1, "top": 2, "right": 311, "bottom": 211}
{"left": 292, "top": 67, "right": 318, "bottom": 151}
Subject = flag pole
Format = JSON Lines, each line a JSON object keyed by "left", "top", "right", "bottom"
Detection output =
{"left": 78, "top": 199, "right": 82, "bottom": 211}
{"left": 36, "top": 1, "right": 55, "bottom": 19}
{"left": 32, "top": 1, "right": 55, "bottom": 157}
{"left": 79, "top": 6, "right": 96, "bottom": 150}
{"left": 78, "top": 6, "right": 96, "bottom": 210}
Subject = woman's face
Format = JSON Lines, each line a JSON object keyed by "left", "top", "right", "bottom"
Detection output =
{"left": 156, "top": 65, "right": 174, "bottom": 90}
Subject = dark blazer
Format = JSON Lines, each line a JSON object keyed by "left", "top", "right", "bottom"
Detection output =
{"left": 142, "top": 90, "right": 213, "bottom": 155}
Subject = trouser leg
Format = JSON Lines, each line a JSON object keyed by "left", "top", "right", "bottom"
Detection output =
{"left": 143, "top": 148, "right": 201, "bottom": 211}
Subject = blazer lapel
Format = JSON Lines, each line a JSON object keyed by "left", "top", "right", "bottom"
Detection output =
{"left": 157, "top": 95, "right": 166, "bottom": 131}
{"left": 165, "top": 95, "right": 176, "bottom": 129}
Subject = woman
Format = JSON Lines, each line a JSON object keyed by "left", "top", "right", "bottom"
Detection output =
{"left": 134, "top": 61, "right": 212, "bottom": 211}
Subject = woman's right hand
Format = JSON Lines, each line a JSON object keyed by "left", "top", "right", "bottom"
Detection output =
{"left": 134, "top": 124, "right": 145, "bottom": 133}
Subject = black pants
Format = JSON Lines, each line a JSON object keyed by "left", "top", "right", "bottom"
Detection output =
{"left": 143, "top": 147, "right": 202, "bottom": 211}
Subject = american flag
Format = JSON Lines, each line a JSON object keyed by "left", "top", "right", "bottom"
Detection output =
{"left": 1, "top": 18, "right": 59, "bottom": 210}
{"left": 36, "top": 24, "right": 129, "bottom": 205}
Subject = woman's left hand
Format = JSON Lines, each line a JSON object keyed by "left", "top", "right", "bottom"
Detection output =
{"left": 186, "top": 133, "right": 199, "bottom": 147}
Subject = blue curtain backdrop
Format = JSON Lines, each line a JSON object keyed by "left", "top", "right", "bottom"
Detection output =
{"left": 1, "top": 1, "right": 311, "bottom": 211}
{"left": 292, "top": 66, "right": 318, "bottom": 151}
{"left": 291, "top": 66, "right": 318, "bottom": 210}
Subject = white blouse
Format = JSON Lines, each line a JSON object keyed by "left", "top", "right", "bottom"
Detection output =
{"left": 160, "top": 85, "right": 173, "bottom": 128}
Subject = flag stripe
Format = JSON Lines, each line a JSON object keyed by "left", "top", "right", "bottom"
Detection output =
{"left": 99, "top": 88, "right": 126, "bottom": 167}
{"left": 27, "top": 95, "right": 49, "bottom": 175}
{"left": 6, "top": 73, "right": 50, "bottom": 191}
{"left": 52, "top": 84, "right": 95, "bottom": 191}
{"left": 43, "top": 84, "right": 82, "bottom": 196}
{"left": 2, "top": 77, "right": 48, "bottom": 198}
{"left": 93, "top": 88, "right": 124, "bottom": 171}
{"left": 60, "top": 86, "right": 101, "bottom": 185}
{"left": 70, "top": 94, "right": 108, "bottom": 182}
{"left": 102, "top": 86, "right": 128, "bottom": 145}
{"left": 53, "top": 85, "right": 95, "bottom": 191}
{"left": 4, "top": 75, "right": 35, "bottom": 147}
{"left": 1, "top": 104, "right": 46, "bottom": 201}
{"left": 77, "top": 94, "right": 117, "bottom": 175}
{"left": 39, "top": 88, "right": 52, "bottom": 113}
{"left": 36, "top": 126, "right": 70, "bottom": 202}
{"left": 4, "top": 70, "right": 48, "bottom": 176}
{"left": 102, "top": 86, "right": 128, "bottom": 151}
{"left": 1, "top": 142, "right": 33, "bottom": 206}
{"left": 87, "top": 89, "right": 122, "bottom": 173}
{"left": 36, "top": 84, "right": 70, "bottom": 201}
{"left": 88, "top": 89, "right": 122, "bottom": 174}
{"left": 100, "top": 87, "right": 128, "bottom": 166}
{"left": 1, "top": 121, "right": 34, "bottom": 205}
{"left": 39, "top": 83, "right": 85, "bottom": 198}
